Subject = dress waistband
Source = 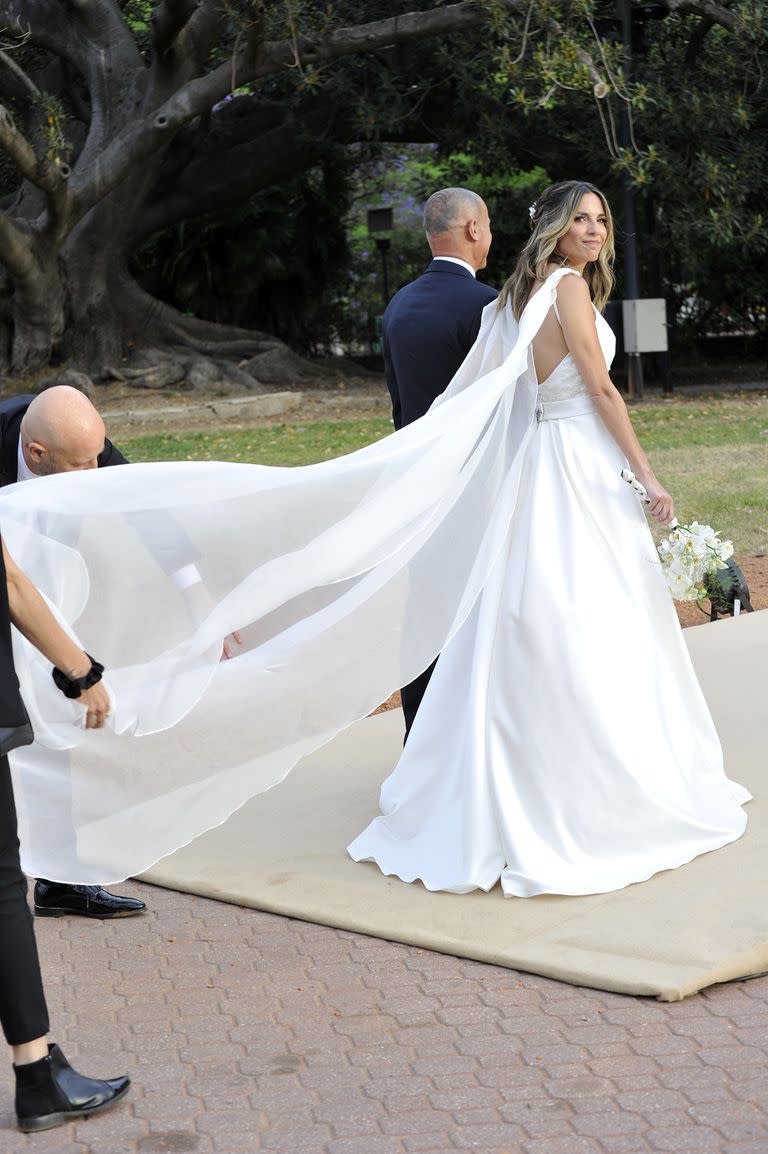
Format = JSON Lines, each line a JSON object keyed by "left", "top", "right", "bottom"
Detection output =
{"left": 535, "top": 394, "right": 595, "bottom": 422}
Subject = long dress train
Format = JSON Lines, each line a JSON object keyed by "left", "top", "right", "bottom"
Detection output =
{"left": 0, "top": 269, "right": 749, "bottom": 887}
{"left": 348, "top": 273, "right": 750, "bottom": 895}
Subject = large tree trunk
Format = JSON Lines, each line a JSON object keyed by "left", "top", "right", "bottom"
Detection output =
{"left": 0, "top": 217, "right": 296, "bottom": 378}
{"left": 10, "top": 245, "right": 65, "bottom": 374}
{"left": 60, "top": 185, "right": 154, "bottom": 370}
{"left": 60, "top": 262, "right": 127, "bottom": 370}
{"left": 0, "top": 16, "right": 293, "bottom": 376}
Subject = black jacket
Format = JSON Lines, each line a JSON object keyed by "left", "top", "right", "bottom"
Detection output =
{"left": 0, "top": 394, "right": 198, "bottom": 577}
{"left": 0, "top": 394, "right": 127, "bottom": 487}
{"left": 383, "top": 260, "right": 498, "bottom": 429}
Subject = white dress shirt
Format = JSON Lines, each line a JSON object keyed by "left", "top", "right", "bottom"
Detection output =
{"left": 17, "top": 439, "right": 37, "bottom": 483}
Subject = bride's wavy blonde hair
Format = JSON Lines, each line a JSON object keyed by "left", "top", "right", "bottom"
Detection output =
{"left": 499, "top": 180, "right": 615, "bottom": 319}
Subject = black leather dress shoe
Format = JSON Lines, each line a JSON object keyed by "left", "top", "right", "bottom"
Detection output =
{"left": 34, "top": 880, "right": 146, "bottom": 919}
{"left": 15, "top": 1042, "right": 130, "bottom": 1132}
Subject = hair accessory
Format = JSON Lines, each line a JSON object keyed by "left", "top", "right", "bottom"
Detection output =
{"left": 52, "top": 654, "right": 105, "bottom": 699}
{"left": 528, "top": 202, "right": 537, "bottom": 222}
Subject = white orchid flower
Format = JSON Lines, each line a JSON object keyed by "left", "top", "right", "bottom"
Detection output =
{"left": 621, "top": 469, "right": 737, "bottom": 604}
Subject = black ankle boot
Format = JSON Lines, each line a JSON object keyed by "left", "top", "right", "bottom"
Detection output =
{"left": 14, "top": 1043, "right": 130, "bottom": 1132}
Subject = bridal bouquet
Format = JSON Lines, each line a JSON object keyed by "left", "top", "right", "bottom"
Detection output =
{"left": 656, "top": 521, "right": 734, "bottom": 601}
{"left": 621, "top": 470, "right": 734, "bottom": 602}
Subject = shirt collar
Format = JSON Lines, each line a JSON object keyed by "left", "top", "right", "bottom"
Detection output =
{"left": 432, "top": 256, "right": 477, "bottom": 278}
{"left": 17, "top": 437, "right": 38, "bottom": 482}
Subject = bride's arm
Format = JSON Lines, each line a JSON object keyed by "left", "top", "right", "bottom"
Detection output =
{"left": 555, "top": 275, "right": 674, "bottom": 525}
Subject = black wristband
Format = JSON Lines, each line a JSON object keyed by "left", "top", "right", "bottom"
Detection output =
{"left": 52, "top": 654, "right": 105, "bottom": 699}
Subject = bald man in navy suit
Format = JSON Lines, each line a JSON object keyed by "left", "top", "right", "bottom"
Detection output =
{"left": 383, "top": 188, "right": 497, "bottom": 739}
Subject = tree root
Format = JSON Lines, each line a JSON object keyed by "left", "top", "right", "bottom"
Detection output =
{"left": 117, "top": 275, "right": 327, "bottom": 384}
{"left": 120, "top": 276, "right": 280, "bottom": 357}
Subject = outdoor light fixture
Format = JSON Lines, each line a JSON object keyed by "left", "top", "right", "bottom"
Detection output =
{"left": 367, "top": 206, "right": 394, "bottom": 305}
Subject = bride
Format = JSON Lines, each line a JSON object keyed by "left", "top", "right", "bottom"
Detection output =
{"left": 0, "top": 181, "right": 749, "bottom": 893}
{"left": 347, "top": 179, "right": 750, "bottom": 896}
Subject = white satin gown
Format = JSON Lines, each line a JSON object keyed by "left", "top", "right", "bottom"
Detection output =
{"left": 348, "top": 273, "right": 750, "bottom": 897}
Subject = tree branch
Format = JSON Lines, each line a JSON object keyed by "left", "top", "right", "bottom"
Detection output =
{"left": 67, "top": 0, "right": 143, "bottom": 56}
{"left": 72, "top": 0, "right": 606, "bottom": 227}
{"left": 0, "top": 105, "right": 71, "bottom": 232}
{"left": 0, "top": 47, "right": 40, "bottom": 99}
{"left": 0, "top": 0, "right": 90, "bottom": 72}
{"left": 0, "top": 207, "right": 36, "bottom": 279}
{"left": 139, "top": 96, "right": 340, "bottom": 236}
{"left": 136, "top": 81, "right": 534, "bottom": 240}
{"left": 148, "top": 0, "right": 226, "bottom": 95}
{"left": 180, "top": 0, "right": 226, "bottom": 68}
{"left": 152, "top": 0, "right": 200, "bottom": 57}
{"left": 258, "top": 1, "right": 526, "bottom": 81}
{"left": 0, "top": 105, "right": 40, "bottom": 183}
{"left": 659, "top": 0, "right": 738, "bottom": 33}
{"left": 0, "top": 0, "right": 53, "bottom": 28}
{"left": 250, "top": 0, "right": 604, "bottom": 91}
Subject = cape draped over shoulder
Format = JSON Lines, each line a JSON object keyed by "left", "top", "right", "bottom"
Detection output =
{"left": 1, "top": 270, "right": 599, "bottom": 882}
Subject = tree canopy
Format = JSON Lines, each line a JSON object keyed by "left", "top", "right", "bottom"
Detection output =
{"left": 0, "top": 0, "right": 763, "bottom": 376}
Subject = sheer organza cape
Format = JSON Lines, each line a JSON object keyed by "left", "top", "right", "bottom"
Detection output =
{"left": 1, "top": 270, "right": 571, "bottom": 883}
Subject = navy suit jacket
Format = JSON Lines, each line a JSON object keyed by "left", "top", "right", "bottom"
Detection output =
{"left": 0, "top": 394, "right": 126, "bottom": 487}
{"left": 383, "top": 260, "right": 497, "bottom": 429}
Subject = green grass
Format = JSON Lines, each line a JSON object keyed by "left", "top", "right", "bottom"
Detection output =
{"left": 121, "top": 396, "right": 768, "bottom": 554}
{"left": 629, "top": 395, "right": 768, "bottom": 449}
{"left": 123, "top": 419, "right": 393, "bottom": 467}
{"left": 632, "top": 397, "right": 768, "bottom": 553}
{"left": 650, "top": 445, "right": 768, "bottom": 555}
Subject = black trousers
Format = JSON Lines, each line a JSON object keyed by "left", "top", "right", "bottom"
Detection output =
{"left": 401, "top": 658, "right": 438, "bottom": 744}
{"left": 0, "top": 754, "right": 49, "bottom": 1046}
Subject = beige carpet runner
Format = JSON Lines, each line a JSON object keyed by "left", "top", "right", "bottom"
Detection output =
{"left": 143, "top": 611, "right": 768, "bottom": 1001}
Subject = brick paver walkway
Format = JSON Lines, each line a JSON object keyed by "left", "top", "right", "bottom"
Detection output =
{"left": 0, "top": 881, "right": 766, "bottom": 1154}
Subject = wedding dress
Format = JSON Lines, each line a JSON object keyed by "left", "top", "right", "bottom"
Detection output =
{"left": 0, "top": 269, "right": 748, "bottom": 888}
{"left": 348, "top": 269, "right": 750, "bottom": 896}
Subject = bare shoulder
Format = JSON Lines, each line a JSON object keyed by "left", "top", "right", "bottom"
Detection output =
{"left": 555, "top": 272, "right": 593, "bottom": 318}
{"left": 555, "top": 271, "right": 591, "bottom": 303}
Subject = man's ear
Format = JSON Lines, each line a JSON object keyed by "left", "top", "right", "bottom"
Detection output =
{"left": 467, "top": 218, "right": 479, "bottom": 241}
{"left": 26, "top": 440, "right": 47, "bottom": 466}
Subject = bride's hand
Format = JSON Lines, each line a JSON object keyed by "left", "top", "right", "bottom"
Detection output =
{"left": 638, "top": 472, "right": 675, "bottom": 525}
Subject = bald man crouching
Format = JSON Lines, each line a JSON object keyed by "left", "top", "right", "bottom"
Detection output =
{"left": 1, "top": 385, "right": 126, "bottom": 483}
{"left": 0, "top": 386, "right": 146, "bottom": 919}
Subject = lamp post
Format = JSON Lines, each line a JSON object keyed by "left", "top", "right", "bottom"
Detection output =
{"left": 617, "top": 0, "right": 643, "bottom": 399}
{"left": 367, "top": 206, "right": 393, "bottom": 309}
{"left": 615, "top": 0, "right": 672, "bottom": 397}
